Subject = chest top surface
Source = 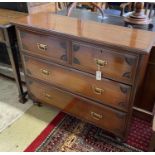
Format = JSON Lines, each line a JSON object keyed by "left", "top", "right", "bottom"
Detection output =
{"left": 11, "top": 12, "right": 155, "bottom": 53}
{"left": 0, "top": 9, "right": 27, "bottom": 28}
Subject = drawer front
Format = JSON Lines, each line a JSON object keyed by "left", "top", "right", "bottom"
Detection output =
{"left": 19, "top": 29, "right": 68, "bottom": 63}
{"left": 0, "top": 29, "right": 5, "bottom": 42}
{"left": 24, "top": 56, "right": 131, "bottom": 111}
{"left": 27, "top": 78, "right": 127, "bottom": 137}
{"left": 72, "top": 42, "right": 138, "bottom": 84}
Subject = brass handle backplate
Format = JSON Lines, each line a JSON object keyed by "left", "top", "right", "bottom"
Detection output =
{"left": 90, "top": 111, "right": 103, "bottom": 120}
{"left": 37, "top": 43, "right": 47, "bottom": 51}
{"left": 41, "top": 69, "right": 50, "bottom": 75}
{"left": 95, "top": 58, "right": 107, "bottom": 67}
{"left": 92, "top": 85, "right": 104, "bottom": 95}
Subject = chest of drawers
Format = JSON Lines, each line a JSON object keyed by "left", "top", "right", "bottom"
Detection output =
{"left": 12, "top": 13, "right": 155, "bottom": 141}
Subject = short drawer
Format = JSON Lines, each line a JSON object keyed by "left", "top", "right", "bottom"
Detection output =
{"left": 27, "top": 78, "right": 127, "bottom": 137}
{"left": 18, "top": 29, "right": 68, "bottom": 63}
{"left": 24, "top": 55, "right": 131, "bottom": 111}
{"left": 72, "top": 42, "right": 138, "bottom": 84}
{"left": 0, "top": 29, "right": 5, "bottom": 42}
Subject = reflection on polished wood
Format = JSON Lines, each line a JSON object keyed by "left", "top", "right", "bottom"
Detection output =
{"left": 19, "top": 29, "right": 68, "bottom": 64}
{"left": 27, "top": 2, "right": 56, "bottom": 14}
{"left": 27, "top": 78, "right": 127, "bottom": 137}
{"left": 0, "top": 9, "right": 26, "bottom": 27}
{"left": 13, "top": 12, "right": 155, "bottom": 141}
{"left": 11, "top": 13, "right": 155, "bottom": 52}
{"left": 24, "top": 55, "right": 131, "bottom": 112}
{"left": 54, "top": 8, "right": 155, "bottom": 119}
{"left": 72, "top": 42, "right": 138, "bottom": 84}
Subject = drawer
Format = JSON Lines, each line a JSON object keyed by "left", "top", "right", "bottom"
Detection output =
{"left": 27, "top": 77, "right": 74, "bottom": 109}
{"left": 18, "top": 29, "right": 68, "bottom": 63}
{"left": 27, "top": 78, "right": 127, "bottom": 137}
{"left": 0, "top": 29, "right": 5, "bottom": 42}
{"left": 72, "top": 42, "right": 138, "bottom": 84}
{"left": 24, "top": 55, "right": 131, "bottom": 111}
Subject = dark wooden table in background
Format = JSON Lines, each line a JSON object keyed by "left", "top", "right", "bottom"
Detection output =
{"left": 58, "top": 9, "right": 155, "bottom": 31}
{"left": 0, "top": 9, "right": 27, "bottom": 103}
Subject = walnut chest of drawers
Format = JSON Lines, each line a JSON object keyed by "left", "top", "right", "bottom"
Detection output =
{"left": 12, "top": 13, "right": 155, "bottom": 141}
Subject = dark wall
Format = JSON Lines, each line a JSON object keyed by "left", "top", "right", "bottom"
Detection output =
{"left": 0, "top": 43, "right": 10, "bottom": 65}
{"left": 0, "top": 2, "right": 28, "bottom": 66}
{"left": 0, "top": 2, "right": 28, "bottom": 13}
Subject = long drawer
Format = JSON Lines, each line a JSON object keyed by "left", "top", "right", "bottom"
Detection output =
{"left": 18, "top": 29, "right": 68, "bottom": 64}
{"left": 72, "top": 42, "right": 138, "bottom": 84}
{"left": 27, "top": 78, "right": 127, "bottom": 137}
{"left": 24, "top": 55, "right": 131, "bottom": 111}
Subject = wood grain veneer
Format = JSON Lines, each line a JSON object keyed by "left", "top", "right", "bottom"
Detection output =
{"left": 27, "top": 78, "right": 127, "bottom": 138}
{"left": 0, "top": 8, "right": 26, "bottom": 28}
{"left": 24, "top": 55, "right": 131, "bottom": 112}
{"left": 11, "top": 13, "right": 155, "bottom": 53}
{"left": 72, "top": 42, "right": 139, "bottom": 84}
{"left": 12, "top": 12, "right": 155, "bottom": 141}
{"left": 19, "top": 29, "right": 68, "bottom": 64}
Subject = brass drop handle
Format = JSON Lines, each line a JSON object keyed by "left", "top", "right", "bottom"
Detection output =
{"left": 37, "top": 43, "right": 47, "bottom": 51}
{"left": 92, "top": 86, "right": 104, "bottom": 95}
{"left": 90, "top": 111, "right": 103, "bottom": 120}
{"left": 95, "top": 59, "right": 107, "bottom": 67}
{"left": 41, "top": 69, "right": 50, "bottom": 75}
{"left": 44, "top": 93, "right": 52, "bottom": 99}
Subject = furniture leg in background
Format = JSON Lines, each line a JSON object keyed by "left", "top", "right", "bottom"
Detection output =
{"left": 0, "top": 9, "right": 28, "bottom": 103}
{"left": 149, "top": 126, "right": 155, "bottom": 151}
{"left": 0, "top": 3, "right": 56, "bottom": 104}
{"left": 3, "top": 27, "right": 27, "bottom": 103}
{"left": 149, "top": 103, "right": 155, "bottom": 152}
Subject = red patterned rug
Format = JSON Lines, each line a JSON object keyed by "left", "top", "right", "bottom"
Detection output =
{"left": 25, "top": 112, "right": 152, "bottom": 152}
